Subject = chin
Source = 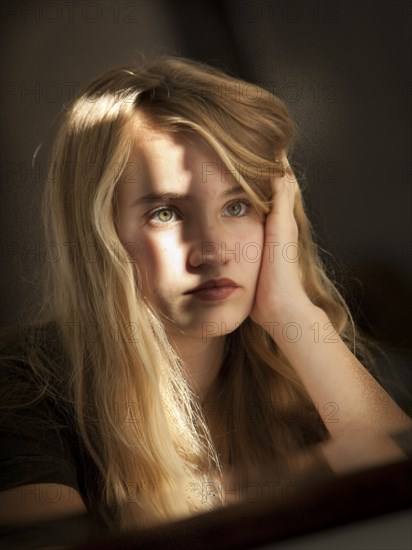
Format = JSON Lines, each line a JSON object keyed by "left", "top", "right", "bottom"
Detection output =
{"left": 158, "top": 299, "right": 254, "bottom": 341}
{"left": 179, "top": 310, "right": 251, "bottom": 341}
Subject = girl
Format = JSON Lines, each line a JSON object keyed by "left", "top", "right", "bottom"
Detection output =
{"left": 0, "top": 55, "right": 409, "bottom": 535}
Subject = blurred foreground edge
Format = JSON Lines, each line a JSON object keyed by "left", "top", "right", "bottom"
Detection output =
{"left": 1, "top": 458, "right": 411, "bottom": 550}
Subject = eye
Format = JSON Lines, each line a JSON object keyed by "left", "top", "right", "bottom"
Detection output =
{"left": 149, "top": 207, "right": 180, "bottom": 225}
{"left": 222, "top": 199, "right": 251, "bottom": 217}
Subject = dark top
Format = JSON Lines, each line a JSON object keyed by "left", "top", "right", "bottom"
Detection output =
{"left": 0, "top": 322, "right": 330, "bottom": 531}
{"left": 0, "top": 326, "right": 412, "bottom": 548}
{"left": 0, "top": 323, "right": 103, "bottom": 518}
{"left": 1, "top": 322, "right": 411, "bottom": 550}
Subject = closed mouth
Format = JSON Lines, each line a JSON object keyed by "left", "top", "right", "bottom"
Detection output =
{"left": 185, "top": 278, "right": 239, "bottom": 294}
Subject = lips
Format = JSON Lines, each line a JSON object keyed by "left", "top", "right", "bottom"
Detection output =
{"left": 184, "top": 278, "right": 240, "bottom": 301}
{"left": 185, "top": 278, "right": 239, "bottom": 294}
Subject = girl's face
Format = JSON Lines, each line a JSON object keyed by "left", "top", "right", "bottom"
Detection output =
{"left": 116, "top": 120, "right": 265, "bottom": 340}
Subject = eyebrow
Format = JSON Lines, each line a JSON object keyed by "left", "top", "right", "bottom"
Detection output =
{"left": 133, "top": 185, "right": 247, "bottom": 205}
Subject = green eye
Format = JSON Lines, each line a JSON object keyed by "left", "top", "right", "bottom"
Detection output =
{"left": 150, "top": 208, "right": 178, "bottom": 224}
{"left": 157, "top": 209, "right": 173, "bottom": 222}
{"left": 223, "top": 200, "right": 250, "bottom": 217}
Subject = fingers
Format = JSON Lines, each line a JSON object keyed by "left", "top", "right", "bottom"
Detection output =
{"left": 265, "top": 157, "right": 299, "bottom": 241}
{"left": 274, "top": 158, "right": 287, "bottom": 178}
{"left": 271, "top": 158, "right": 296, "bottom": 215}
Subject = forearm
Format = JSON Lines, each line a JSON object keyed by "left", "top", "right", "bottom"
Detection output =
{"left": 263, "top": 303, "right": 411, "bottom": 440}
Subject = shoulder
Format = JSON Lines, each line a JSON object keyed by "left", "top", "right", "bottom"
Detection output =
{"left": 0, "top": 320, "right": 75, "bottom": 441}
{"left": 0, "top": 323, "right": 81, "bottom": 493}
{"left": 0, "top": 322, "right": 103, "bottom": 512}
{"left": 0, "top": 320, "right": 65, "bottom": 363}
{"left": 0, "top": 321, "right": 71, "bottom": 397}
{"left": 0, "top": 319, "right": 72, "bottom": 413}
{"left": 0, "top": 326, "right": 82, "bottom": 497}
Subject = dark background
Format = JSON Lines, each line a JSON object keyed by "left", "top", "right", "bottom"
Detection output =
{"left": 0, "top": 2, "right": 410, "bottom": 380}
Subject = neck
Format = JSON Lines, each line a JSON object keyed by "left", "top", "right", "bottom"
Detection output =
{"left": 169, "top": 332, "right": 226, "bottom": 402}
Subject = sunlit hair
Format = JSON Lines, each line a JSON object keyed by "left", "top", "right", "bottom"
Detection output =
{"left": 1, "top": 55, "right": 377, "bottom": 533}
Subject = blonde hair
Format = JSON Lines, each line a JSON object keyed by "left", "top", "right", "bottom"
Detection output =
{"left": 1, "top": 55, "right": 377, "bottom": 533}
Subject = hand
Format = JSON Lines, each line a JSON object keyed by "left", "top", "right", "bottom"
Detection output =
{"left": 250, "top": 154, "right": 313, "bottom": 330}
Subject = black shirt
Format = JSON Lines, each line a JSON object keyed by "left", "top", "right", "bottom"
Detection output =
{"left": 0, "top": 322, "right": 332, "bottom": 533}
{"left": 0, "top": 324, "right": 103, "bottom": 516}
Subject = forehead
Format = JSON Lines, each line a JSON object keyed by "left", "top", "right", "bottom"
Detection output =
{"left": 129, "top": 114, "right": 218, "bottom": 164}
{"left": 122, "top": 113, "right": 233, "bottom": 192}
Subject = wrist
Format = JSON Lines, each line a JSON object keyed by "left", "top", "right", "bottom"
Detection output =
{"left": 266, "top": 295, "right": 323, "bottom": 326}
{"left": 260, "top": 301, "right": 330, "bottom": 341}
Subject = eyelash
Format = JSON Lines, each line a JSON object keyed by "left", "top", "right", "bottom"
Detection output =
{"left": 147, "top": 199, "right": 252, "bottom": 226}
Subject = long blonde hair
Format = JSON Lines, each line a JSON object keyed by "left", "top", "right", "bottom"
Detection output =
{"left": 2, "top": 55, "right": 376, "bottom": 533}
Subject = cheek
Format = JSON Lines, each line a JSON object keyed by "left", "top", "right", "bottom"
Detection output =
{"left": 237, "top": 223, "right": 265, "bottom": 267}
{"left": 134, "top": 234, "right": 183, "bottom": 284}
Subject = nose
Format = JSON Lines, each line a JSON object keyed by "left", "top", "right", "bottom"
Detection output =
{"left": 187, "top": 220, "right": 227, "bottom": 269}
